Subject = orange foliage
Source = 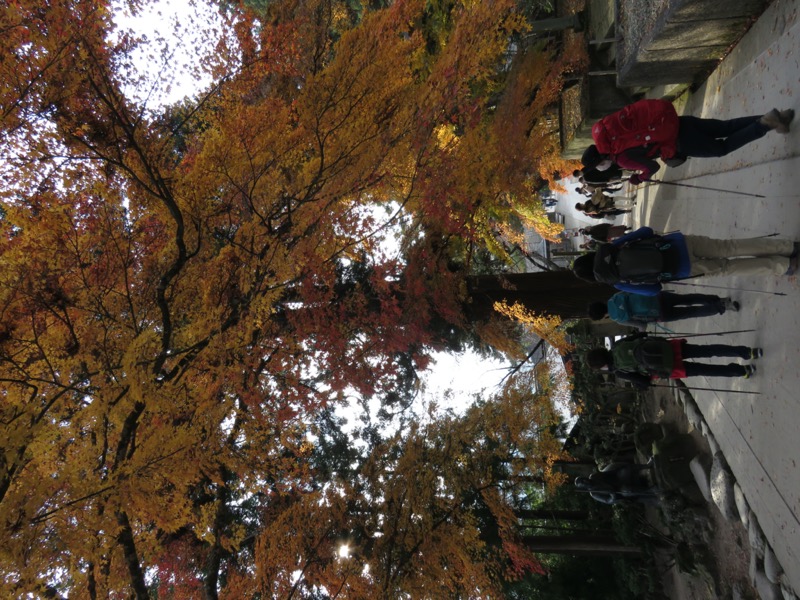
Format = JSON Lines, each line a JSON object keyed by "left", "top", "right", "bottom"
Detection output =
{"left": 411, "top": 31, "right": 589, "bottom": 257}
{"left": 240, "top": 368, "right": 565, "bottom": 597}
{"left": 493, "top": 300, "right": 575, "bottom": 355}
{"left": 0, "top": 0, "right": 587, "bottom": 595}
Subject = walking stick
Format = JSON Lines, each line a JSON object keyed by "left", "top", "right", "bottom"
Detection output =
{"left": 647, "top": 329, "right": 756, "bottom": 338}
{"left": 668, "top": 280, "right": 787, "bottom": 296}
{"left": 643, "top": 179, "right": 766, "bottom": 198}
{"left": 648, "top": 383, "right": 761, "bottom": 395}
{"left": 653, "top": 323, "right": 676, "bottom": 335}
{"left": 648, "top": 231, "right": 777, "bottom": 239}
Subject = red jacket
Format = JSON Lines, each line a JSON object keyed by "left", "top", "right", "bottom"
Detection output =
{"left": 667, "top": 339, "right": 687, "bottom": 379}
{"left": 592, "top": 99, "right": 680, "bottom": 160}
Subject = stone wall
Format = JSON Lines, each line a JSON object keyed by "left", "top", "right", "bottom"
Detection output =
{"left": 561, "top": 75, "right": 633, "bottom": 158}
{"left": 561, "top": 0, "right": 634, "bottom": 158}
{"left": 561, "top": 0, "right": 770, "bottom": 157}
{"left": 617, "top": 0, "right": 767, "bottom": 87}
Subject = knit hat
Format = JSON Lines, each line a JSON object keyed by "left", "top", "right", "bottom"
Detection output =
{"left": 571, "top": 253, "right": 597, "bottom": 282}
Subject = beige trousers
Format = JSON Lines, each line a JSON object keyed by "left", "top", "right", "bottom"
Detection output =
{"left": 685, "top": 235, "right": 793, "bottom": 277}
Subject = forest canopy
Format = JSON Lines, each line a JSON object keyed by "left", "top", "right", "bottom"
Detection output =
{"left": 0, "top": 0, "right": 591, "bottom": 596}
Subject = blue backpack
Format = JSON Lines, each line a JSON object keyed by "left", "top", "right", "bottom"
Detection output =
{"left": 608, "top": 293, "right": 661, "bottom": 322}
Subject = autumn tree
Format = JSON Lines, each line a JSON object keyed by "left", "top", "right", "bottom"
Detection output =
{"left": 240, "top": 364, "right": 567, "bottom": 598}
{"left": 0, "top": 0, "right": 595, "bottom": 596}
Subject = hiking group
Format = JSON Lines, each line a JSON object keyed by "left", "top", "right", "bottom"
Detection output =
{"left": 571, "top": 98, "right": 798, "bottom": 386}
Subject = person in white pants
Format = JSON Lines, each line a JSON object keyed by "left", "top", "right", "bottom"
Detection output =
{"left": 685, "top": 236, "right": 796, "bottom": 277}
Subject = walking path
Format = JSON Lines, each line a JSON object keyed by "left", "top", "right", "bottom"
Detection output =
{"left": 633, "top": 0, "right": 800, "bottom": 593}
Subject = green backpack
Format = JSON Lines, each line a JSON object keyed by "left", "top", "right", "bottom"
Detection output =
{"left": 612, "top": 338, "right": 674, "bottom": 377}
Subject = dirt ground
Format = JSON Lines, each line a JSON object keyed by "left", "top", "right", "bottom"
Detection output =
{"left": 641, "top": 386, "right": 757, "bottom": 600}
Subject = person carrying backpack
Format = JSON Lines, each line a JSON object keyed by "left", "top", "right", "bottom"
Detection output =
{"left": 581, "top": 99, "right": 795, "bottom": 184}
{"left": 574, "top": 200, "right": 631, "bottom": 219}
{"left": 571, "top": 226, "right": 798, "bottom": 295}
{"left": 574, "top": 463, "right": 659, "bottom": 505}
{"left": 580, "top": 223, "right": 631, "bottom": 242}
{"left": 586, "top": 333, "right": 760, "bottom": 387}
{"left": 587, "top": 290, "right": 738, "bottom": 330}
{"left": 574, "top": 164, "right": 624, "bottom": 187}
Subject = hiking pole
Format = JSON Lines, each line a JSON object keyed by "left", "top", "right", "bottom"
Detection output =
{"left": 653, "top": 323, "right": 676, "bottom": 335}
{"left": 644, "top": 179, "right": 766, "bottom": 198}
{"left": 648, "top": 383, "right": 761, "bottom": 395}
{"left": 659, "top": 231, "right": 778, "bottom": 239}
{"left": 647, "top": 329, "right": 756, "bottom": 338}
{"left": 668, "top": 280, "right": 787, "bottom": 296}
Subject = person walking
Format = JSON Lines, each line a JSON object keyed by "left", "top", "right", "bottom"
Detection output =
{"left": 574, "top": 166, "right": 626, "bottom": 198}
{"left": 586, "top": 333, "right": 761, "bottom": 387}
{"left": 587, "top": 290, "right": 738, "bottom": 330}
{"left": 574, "top": 164, "right": 624, "bottom": 187}
{"left": 575, "top": 200, "right": 632, "bottom": 219}
{"left": 571, "top": 226, "right": 799, "bottom": 295}
{"left": 574, "top": 463, "right": 659, "bottom": 505}
{"left": 581, "top": 99, "right": 795, "bottom": 184}
{"left": 580, "top": 223, "right": 631, "bottom": 242}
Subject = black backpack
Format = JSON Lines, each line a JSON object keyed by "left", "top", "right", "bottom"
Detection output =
{"left": 593, "top": 236, "right": 675, "bottom": 285}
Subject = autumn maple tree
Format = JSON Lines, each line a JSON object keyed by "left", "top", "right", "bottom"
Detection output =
{"left": 236, "top": 365, "right": 567, "bottom": 599}
{"left": 0, "top": 0, "right": 591, "bottom": 596}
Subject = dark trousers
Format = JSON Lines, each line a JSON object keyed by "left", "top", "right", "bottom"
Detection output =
{"left": 681, "top": 342, "right": 751, "bottom": 378}
{"left": 677, "top": 115, "right": 770, "bottom": 158}
{"left": 659, "top": 292, "right": 723, "bottom": 321}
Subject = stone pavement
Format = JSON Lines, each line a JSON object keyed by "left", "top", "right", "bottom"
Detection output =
{"left": 632, "top": 0, "right": 800, "bottom": 593}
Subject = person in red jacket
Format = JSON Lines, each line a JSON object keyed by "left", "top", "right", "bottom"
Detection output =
{"left": 582, "top": 100, "right": 794, "bottom": 184}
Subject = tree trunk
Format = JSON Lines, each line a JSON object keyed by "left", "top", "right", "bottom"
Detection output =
{"left": 520, "top": 525, "right": 615, "bottom": 536}
{"left": 116, "top": 511, "right": 150, "bottom": 599}
{"left": 521, "top": 534, "right": 641, "bottom": 556}
{"left": 465, "top": 272, "right": 615, "bottom": 320}
{"left": 529, "top": 14, "right": 583, "bottom": 34}
{"left": 514, "top": 508, "right": 590, "bottom": 521}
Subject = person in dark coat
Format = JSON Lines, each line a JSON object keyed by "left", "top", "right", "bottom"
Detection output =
{"left": 575, "top": 463, "right": 659, "bottom": 505}
{"left": 575, "top": 164, "right": 624, "bottom": 186}
{"left": 579, "top": 223, "right": 631, "bottom": 242}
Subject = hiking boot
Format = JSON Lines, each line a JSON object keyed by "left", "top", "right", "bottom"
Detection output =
{"left": 750, "top": 348, "right": 763, "bottom": 360}
{"left": 721, "top": 297, "right": 740, "bottom": 312}
{"left": 779, "top": 109, "right": 795, "bottom": 133}
{"left": 787, "top": 253, "right": 799, "bottom": 276}
{"left": 743, "top": 364, "right": 757, "bottom": 379}
{"left": 760, "top": 109, "right": 789, "bottom": 133}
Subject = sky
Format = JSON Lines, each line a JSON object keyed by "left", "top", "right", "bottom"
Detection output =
{"left": 111, "top": 0, "right": 222, "bottom": 106}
